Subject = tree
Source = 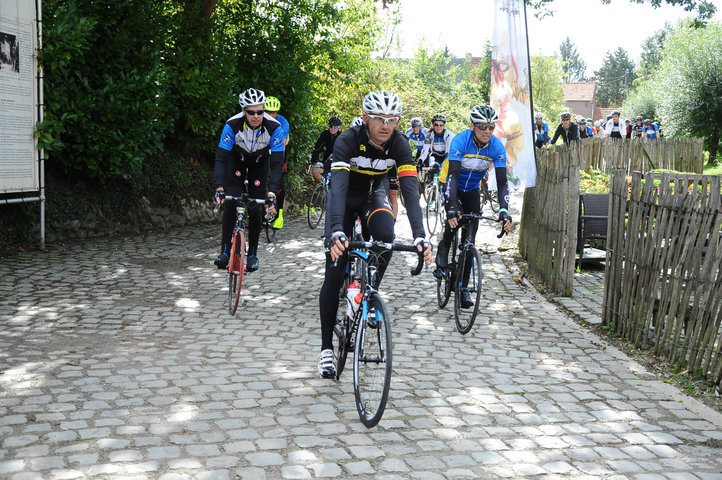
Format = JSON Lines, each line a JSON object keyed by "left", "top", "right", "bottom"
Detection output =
{"left": 530, "top": 55, "right": 566, "bottom": 122}
{"left": 525, "top": 0, "right": 716, "bottom": 21}
{"left": 559, "top": 37, "right": 586, "bottom": 82}
{"left": 621, "top": 80, "right": 659, "bottom": 122}
{"left": 593, "top": 48, "right": 636, "bottom": 107}
{"left": 657, "top": 21, "right": 722, "bottom": 163}
{"left": 636, "top": 23, "right": 673, "bottom": 83}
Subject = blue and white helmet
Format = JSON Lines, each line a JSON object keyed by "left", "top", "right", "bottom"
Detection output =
{"left": 362, "top": 90, "right": 402, "bottom": 115}
{"left": 238, "top": 88, "right": 266, "bottom": 108}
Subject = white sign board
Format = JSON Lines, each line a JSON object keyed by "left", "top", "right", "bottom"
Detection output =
{"left": 0, "top": 1, "right": 38, "bottom": 193}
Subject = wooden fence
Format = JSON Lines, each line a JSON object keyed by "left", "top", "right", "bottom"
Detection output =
{"left": 520, "top": 137, "right": 705, "bottom": 296}
{"left": 578, "top": 137, "right": 704, "bottom": 175}
{"left": 603, "top": 171, "right": 722, "bottom": 387}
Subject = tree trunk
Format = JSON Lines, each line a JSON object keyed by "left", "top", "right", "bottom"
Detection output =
{"left": 200, "top": 0, "right": 217, "bottom": 18}
{"left": 708, "top": 127, "right": 719, "bottom": 165}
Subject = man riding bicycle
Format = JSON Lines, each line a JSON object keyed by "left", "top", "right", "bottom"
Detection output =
{"left": 310, "top": 116, "right": 343, "bottom": 183}
{"left": 405, "top": 117, "right": 428, "bottom": 161}
{"left": 318, "top": 90, "right": 433, "bottom": 378}
{"left": 212, "top": 88, "right": 284, "bottom": 272}
{"left": 418, "top": 114, "right": 454, "bottom": 182}
{"left": 434, "top": 105, "right": 511, "bottom": 308}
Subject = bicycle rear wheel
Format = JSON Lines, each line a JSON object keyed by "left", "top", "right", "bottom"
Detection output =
{"left": 454, "top": 245, "right": 482, "bottom": 334}
{"left": 436, "top": 268, "right": 452, "bottom": 308}
{"left": 264, "top": 213, "right": 278, "bottom": 243}
{"left": 307, "top": 183, "right": 326, "bottom": 229}
{"left": 228, "top": 230, "right": 246, "bottom": 315}
{"left": 425, "top": 184, "right": 440, "bottom": 235}
{"left": 353, "top": 294, "right": 392, "bottom": 428}
{"left": 334, "top": 315, "right": 352, "bottom": 379}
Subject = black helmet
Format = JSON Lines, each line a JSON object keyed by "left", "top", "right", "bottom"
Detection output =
{"left": 328, "top": 116, "right": 342, "bottom": 127}
{"left": 644, "top": 118, "right": 653, "bottom": 125}
{"left": 560, "top": 112, "right": 571, "bottom": 120}
{"left": 612, "top": 110, "right": 621, "bottom": 116}
{"left": 636, "top": 115, "right": 643, "bottom": 121}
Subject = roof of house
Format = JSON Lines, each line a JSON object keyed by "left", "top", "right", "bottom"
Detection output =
{"left": 562, "top": 82, "right": 596, "bottom": 101}
{"left": 594, "top": 107, "right": 624, "bottom": 122}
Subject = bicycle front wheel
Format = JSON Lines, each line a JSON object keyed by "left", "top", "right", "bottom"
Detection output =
{"left": 228, "top": 230, "right": 246, "bottom": 315}
{"left": 353, "top": 294, "right": 392, "bottom": 428}
{"left": 436, "top": 268, "right": 451, "bottom": 308}
{"left": 307, "top": 183, "right": 326, "bottom": 229}
{"left": 425, "top": 184, "right": 440, "bottom": 236}
{"left": 454, "top": 246, "right": 482, "bottom": 334}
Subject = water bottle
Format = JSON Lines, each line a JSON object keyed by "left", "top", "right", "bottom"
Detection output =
{"left": 346, "top": 279, "right": 361, "bottom": 319}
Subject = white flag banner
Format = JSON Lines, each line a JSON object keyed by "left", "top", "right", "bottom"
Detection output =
{"left": 489, "top": 0, "right": 536, "bottom": 188}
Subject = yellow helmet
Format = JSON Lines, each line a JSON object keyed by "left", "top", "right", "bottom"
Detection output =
{"left": 265, "top": 96, "right": 281, "bottom": 112}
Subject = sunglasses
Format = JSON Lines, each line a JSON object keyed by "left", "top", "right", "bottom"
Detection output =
{"left": 474, "top": 124, "right": 495, "bottom": 131}
{"left": 433, "top": 123, "right": 445, "bottom": 127}
{"left": 245, "top": 109, "right": 265, "bottom": 116}
{"left": 367, "top": 114, "right": 399, "bottom": 126}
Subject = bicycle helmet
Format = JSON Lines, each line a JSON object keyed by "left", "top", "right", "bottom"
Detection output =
{"left": 586, "top": 118, "right": 593, "bottom": 124}
{"left": 644, "top": 118, "right": 653, "bottom": 125}
{"left": 612, "top": 110, "right": 621, "bottom": 116}
{"left": 560, "top": 112, "right": 571, "bottom": 120}
{"left": 431, "top": 114, "right": 446, "bottom": 124}
{"left": 265, "top": 96, "right": 281, "bottom": 112}
{"left": 328, "top": 116, "right": 342, "bottom": 127}
{"left": 636, "top": 115, "right": 643, "bottom": 121}
{"left": 410, "top": 117, "right": 422, "bottom": 127}
{"left": 362, "top": 90, "right": 402, "bottom": 115}
{"left": 350, "top": 115, "right": 364, "bottom": 127}
{"left": 238, "top": 88, "right": 266, "bottom": 108}
{"left": 575, "top": 115, "right": 584, "bottom": 123}
{"left": 535, "top": 112, "right": 544, "bottom": 119}
{"left": 469, "top": 105, "right": 499, "bottom": 124}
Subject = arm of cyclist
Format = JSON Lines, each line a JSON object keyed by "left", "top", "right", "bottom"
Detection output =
{"left": 445, "top": 160, "right": 462, "bottom": 229}
{"left": 396, "top": 158, "right": 433, "bottom": 264}
{"left": 324, "top": 136, "right": 354, "bottom": 260}
{"left": 495, "top": 166, "right": 512, "bottom": 232}
{"left": 265, "top": 128, "right": 287, "bottom": 215}
{"left": 212, "top": 126, "right": 236, "bottom": 205}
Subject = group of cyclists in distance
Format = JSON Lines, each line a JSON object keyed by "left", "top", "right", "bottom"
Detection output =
{"left": 212, "top": 87, "right": 511, "bottom": 378}
{"left": 534, "top": 110, "right": 663, "bottom": 148}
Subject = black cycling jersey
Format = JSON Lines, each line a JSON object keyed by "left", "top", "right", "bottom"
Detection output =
{"left": 311, "top": 129, "right": 341, "bottom": 166}
{"left": 550, "top": 122, "right": 579, "bottom": 145}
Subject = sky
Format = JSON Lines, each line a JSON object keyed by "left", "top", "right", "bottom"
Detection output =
{"left": 391, "top": 0, "right": 722, "bottom": 74}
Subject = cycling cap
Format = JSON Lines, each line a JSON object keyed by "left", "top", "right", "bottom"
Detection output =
{"left": 612, "top": 110, "right": 621, "bottom": 116}
{"left": 431, "top": 114, "right": 446, "bottom": 124}
{"left": 362, "top": 90, "right": 402, "bottom": 115}
{"left": 560, "top": 112, "right": 571, "bottom": 120}
{"left": 636, "top": 115, "right": 643, "bottom": 121}
{"left": 410, "top": 117, "right": 422, "bottom": 127}
{"left": 265, "top": 96, "right": 281, "bottom": 112}
{"left": 239, "top": 88, "right": 266, "bottom": 108}
{"left": 644, "top": 118, "right": 653, "bottom": 125}
{"left": 470, "top": 105, "right": 498, "bottom": 124}
{"left": 535, "top": 112, "right": 544, "bottom": 119}
{"left": 350, "top": 115, "right": 364, "bottom": 127}
{"left": 328, "top": 116, "right": 342, "bottom": 127}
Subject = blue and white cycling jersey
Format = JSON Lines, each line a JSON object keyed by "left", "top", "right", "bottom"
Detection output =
{"left": 218, "top": 112, "right": 285, "bottom": 154}
{"left": 405, "top": 127, "right": 428, "bottom": 153}
{"left": 276, "top": 114, "right": 290, "bottom": 143}
{"left": 447, "top": 129, "right": 506, "bottom": 192}
{"left": 642, "top": 124, "right": 659, "bottom": 139}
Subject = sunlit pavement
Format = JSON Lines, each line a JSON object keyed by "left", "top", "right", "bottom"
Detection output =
{"left": 1, "top": 192, "right": 721, "bottom": 480}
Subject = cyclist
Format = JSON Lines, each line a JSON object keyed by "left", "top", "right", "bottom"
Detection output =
{"left": 419, "top": 114, "right": 454, "bottom": 177}
{"left": 631, "top": 115, "right": 644, "bottom": 138}
{"left": 310, "top": 116, "right": 343, "bottom": 183}
{"left": 577, "top": 116, "right": 594, "bottom": 139}
{"left": 643, "top": 119, "right": 660, "bottom": 139}
{"left": 405, "top": 117, "right": 428, "bottom": 161}
{"left": 212, "top": 87, "right": 284, "bottom": 272}
{"left": 549, "top": 112, "right": 579, "bottom": 145}
{"left": 265, "top": 96, "right": 290, "bottom": 229}
{"left": 434, "top": 105, "right": 511, "bottom": 308}
{"left": 317, "top": 90, "right": 433, "bottom": 378}
{"left": 534, "top": 112, "right": 550, "bottom": 149}
{"left": 604, "top": 110, "right": 624, "bottom": 138}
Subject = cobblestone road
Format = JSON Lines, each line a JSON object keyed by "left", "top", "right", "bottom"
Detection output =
{"left": 1, "top": 194, "right": 721, "bottom": 480}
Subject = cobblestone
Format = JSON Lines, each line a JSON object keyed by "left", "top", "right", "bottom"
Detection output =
{"left": 1, "top": 190, "right": 721, "bottom": 478}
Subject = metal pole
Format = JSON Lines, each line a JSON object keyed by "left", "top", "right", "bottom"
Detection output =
{"left": 37, "top": 0, "right": 45, "bottom": 245}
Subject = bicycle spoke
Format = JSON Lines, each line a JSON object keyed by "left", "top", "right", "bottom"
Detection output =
{"left": 454, "top": 246, "right": 482, "bottom": 334}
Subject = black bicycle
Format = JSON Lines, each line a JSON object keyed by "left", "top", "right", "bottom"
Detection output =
{"left": 334, "top": 238, "right": 424, "bottom": 428}
{"left": 480, "top": 175, "right": 499, "bottom": 213}
{"left": 214, "top": 193, "right": 272, "bottom": 315}
{"left": 263, "top": 210, "right": 279, "bottom": 243}
{"left": 436, "top": 214, "right": 506, "bottom": 334}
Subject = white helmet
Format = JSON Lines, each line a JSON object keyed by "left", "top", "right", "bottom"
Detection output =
{"left": 535, "top": 112, "right": 544, "bottom": 119}
{"left": 362, "top": 90, "right": 402, "bottom": 115}
{"left": 350, "top": 115, "right": 364, "bottom": 127}
{"left": 238, "top": 88, "right": 266, "bottom": 108}
{"left": 410, "top": 117, "right": 422, "bottom": 127}
{"left": 469, "top": 105, "right": 499, "bottom": 124}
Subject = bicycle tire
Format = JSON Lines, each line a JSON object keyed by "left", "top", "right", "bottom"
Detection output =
{"left": 228, "top": 230, "right": 246, "bottom": 315}
{"left": 436, "top": 269, "right": 452, "bottom": 308}
{"left": 307, "top": 183, "right": 326, "bottom": 229}
{"left": 265, "top": 222, "right": 278, "bottom": 243}
{"left": 425, "top": 184, "right": 440, "bottom": 235}
{"left": 454, "top": 245, "right": 482, "bottom": 334}
{"left": 353, "top": 294, "right": 392, "bottom": 428}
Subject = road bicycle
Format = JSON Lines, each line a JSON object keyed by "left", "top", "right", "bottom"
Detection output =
{"left": 333, "top": 237, "right": 424, "bottom": 427}
{"left": 263, "top": 210, "right": 279, "bottom": 243}
{"left": 307, "top": 176, "right": 328, "bottom": 229}
{"left": 435, "top": 214, "right": 506, "bottom": 334}
{"left": 215, "top": 193, "right": 271, "bottom": 315}
{"left": 424, "top": 169, "right": 442, "bottom": 236}
{"left": 480, "top": 175, "right": 499, "bottom": 213}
